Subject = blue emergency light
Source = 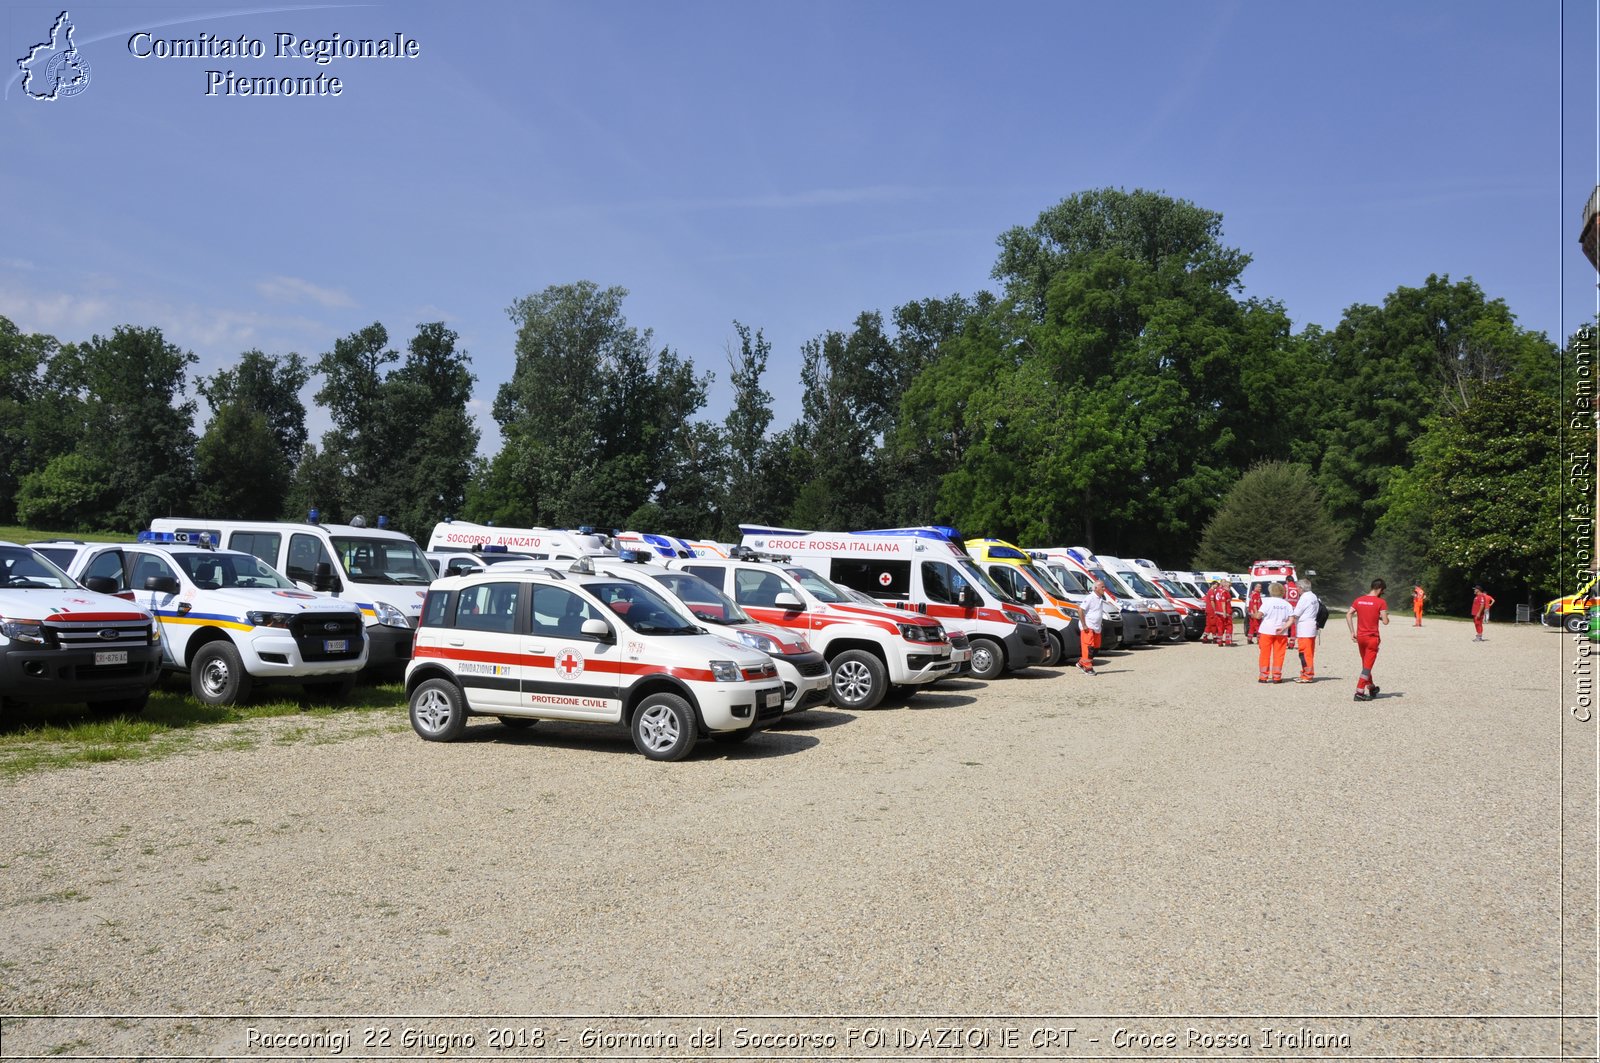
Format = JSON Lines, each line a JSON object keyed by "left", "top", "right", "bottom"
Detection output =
{"left": 308, "top": 508, "right": 320, "bottom": 525}
{"left": 377, "top": 515, "right": 389, "bottom": 529}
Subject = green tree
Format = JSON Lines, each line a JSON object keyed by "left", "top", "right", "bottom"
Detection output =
{"left": 17, "top": 326, "right": 198, "bottom": 531}
{"left": 313, "top": 322, "right": 398, "bottom": 522}
{"left": 195, "top": 349, "right": 309, "bottom": 520}
{"left": 1191, "top": 462, "right": 1346, "bottom": 583}
{"left": 382, "top": 322, "right": 480, "bottom": 532}
{"left": 718, "top": 321, "right": 772, "bottom": 538}
{"left": 487, "top": 282, "right": 709, "bottom": 530}
{"left": 194, "top": 403, "right": 287, "bottom": 520}
{"left": 1316, "top": 275, "right": 1557, "bottom": 545}
{"left": 0, "top": 316, "right": 74, "bottom": 524}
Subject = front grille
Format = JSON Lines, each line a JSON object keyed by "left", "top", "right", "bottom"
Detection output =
{"left": 756, "top": 696, "right": 783, "bottom": 723}
{"left": 741, "top": 661, "right": 779, "bottom": 681}
{"left": 793, "top": 655, "right": 828, "bottom": 678}
{"left": 290, "top": 613, "right": 365, "bottom": 661}
{"left": 46, "top": 619, "right": 152, "bottom": 650}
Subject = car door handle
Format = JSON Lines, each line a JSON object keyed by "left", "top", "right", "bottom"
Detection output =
{"left": 526, "top": 645, "right": 546, "bottom": 653}
{"left": 447, "top": 639, "right": 465, "bottom": 647}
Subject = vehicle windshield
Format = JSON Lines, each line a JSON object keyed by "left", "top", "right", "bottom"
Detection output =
{"left": 590, "top": 580, "right": 700, "bottom": 635}
{"left": 1231, "top": 582, "right": 1248, "bottom": 600}
{"left": 649, "top": 572, "right": 756, "bottom": 627}
{"left": 1155, "top": 578, "right": 1192, "bottom": 599}
{"left": 1090, "top": 566, "right": 1137, "bottom": 600}
{"left": 781, "top": 566, "right": 852, "bottom": 604}
{"left": 1025, "top": 562, "right": 1069, "bottom": 600}
{"left": 1044, "top": 563, "right": 1092, "bottom": 595}
{"left": 0, "top": 545, "right": 76, "bottom": 589}
{"left": 331, "top": 536, "right": 433, "bottom": 585}
{"left": 839, "top": 586, "right": 883, "bottom": 607}
{"left": 1119, "top": 570, "right": 1165, "bottom": 598}
{"left": 957, "top": 559, "right": 1010, "bottom": 602}
{"left": 176, "top": 551, "right": 296, "bottom": 590}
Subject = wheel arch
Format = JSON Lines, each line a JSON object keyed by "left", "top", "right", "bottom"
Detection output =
{"left": 183, "top": 626, "right": 233, "bottom": 669}
{"left": 624, "top": 676, "right": 706, "bottom": 733}
{"left": 405, "top": 662, "right": 460, "bottom": 698}
{"left": 822, "top": 637, "right": 888, "bottom": 667}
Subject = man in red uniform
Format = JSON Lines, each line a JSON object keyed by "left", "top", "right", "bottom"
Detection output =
{"left": 1214, "top": 580, "right": 1235, "bottom": 646}
{"left": 1284, "top": 577, "right": 1300, "bottom": 650}
{"left": 1346, "top": 578, "right": 1390, "bottom": 701}
{"left": 1412, "top": 583, "right": 1426, "bottom": 626}
{"left": 1200, "top": 580, "right": 1218, "bottom": 643}
{"left": 1471, "top": 584, "right": 1495, "bottom": 641}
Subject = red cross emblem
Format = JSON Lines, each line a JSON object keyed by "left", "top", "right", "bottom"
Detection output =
{"left": 555, "top": 649, "right": 583, "bottom": 679}
{"left": 878, "top": 572, "right": 892, "bottom": 587}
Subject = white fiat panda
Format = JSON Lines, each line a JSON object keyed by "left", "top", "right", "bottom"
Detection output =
{"left": 404, "top": 559, "right": 784, "bottom": 761}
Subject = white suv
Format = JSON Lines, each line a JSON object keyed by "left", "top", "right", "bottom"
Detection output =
{"left": 405, "top": 561, "right": 784, "bottom": 761}
{"left": 40, "top": 535, "right": 368, "bottom": 705}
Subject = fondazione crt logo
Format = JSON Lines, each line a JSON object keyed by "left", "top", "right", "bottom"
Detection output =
{"left": 17, "top": 10, "right": 91, "bottom": 100}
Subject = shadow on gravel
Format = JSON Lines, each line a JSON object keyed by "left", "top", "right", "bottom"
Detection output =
{"left": 464, "top": 719, "right": 821, "bottom": 760}
{"left": 902, "top": 690, "right": 978, "bottom": 710}
{"left": 770, "top": 710, "right": 856, "bottom": 731}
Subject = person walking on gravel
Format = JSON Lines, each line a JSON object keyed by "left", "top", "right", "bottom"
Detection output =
{"left": 1347, "top": 578, "right": 1390, "bottom": 701}
{"left": 1471, "top": 584, "right": 1495, "bottom": 641}
{"left": 1291, "top": 578, "right": 1322, "bottom": 683}
{"left": 1251, "top": 583, "right": 1294, "bottom": 683}
{"left": 1078, "top": 581, "right": 1106, "bottom": 675}
{"left": 1412, "top": 583, "right": 1427, "bottom": 626}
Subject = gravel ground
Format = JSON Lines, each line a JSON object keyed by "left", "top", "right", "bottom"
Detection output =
{"left": 0, "top": 617, "right": 1592, "bottom": 1060}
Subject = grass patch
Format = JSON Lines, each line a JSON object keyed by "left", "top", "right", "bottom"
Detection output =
{"left": 0, "top": 679, "right": 406, "bottom": 778}
{"left": 0, "top": 525, "right": 130, "bottom": 545}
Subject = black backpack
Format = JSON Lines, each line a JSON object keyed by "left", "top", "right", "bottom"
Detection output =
{"left": 1315, "top": 598, "right": 1330, "bottom": 629}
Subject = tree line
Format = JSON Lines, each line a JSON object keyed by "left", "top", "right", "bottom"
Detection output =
{"left": 0, "top": 189, "right": 1568, "bottom": 611}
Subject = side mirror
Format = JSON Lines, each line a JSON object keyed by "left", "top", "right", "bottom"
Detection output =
{"left": 957, "top": 586, "right": 977, "bottom": 609}
{"left": 144, "top": 575, "right": 180, "bottom": 595}
{"left": 83, "top": 576, "right": 117, "bottom": 594}
{"left": 313, "top": 561, "right": 337, "bottom": 593}
{"left": 772, "top": 591, "right": 802, "bottom": 610}
{"left": 581, "top": 618, "right": 614, "bottom": 641}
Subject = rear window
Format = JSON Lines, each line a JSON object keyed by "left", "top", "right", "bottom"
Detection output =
{"left": 421, "top": 589, "right": 451, "bottom": 629}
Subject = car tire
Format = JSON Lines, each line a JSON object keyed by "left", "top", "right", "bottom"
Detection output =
{"left": 829, "top": 649, "right": 887, "bottom": 710}
{"left": 410, "top": 678, "right": 468, "bottom": 742}
{"left": 1566, "top": 614, "right": 1585, "bottom": 633}
{"left": 497, "top": 716, "right": 538, "bottom": 730}
{"left": 968, "top": 637, "right": 1005, "bottom": 681}
{"left": 303, "top": 675, "right": 357, "bottom": 703}
{"left": 1041, "top": 630, "right": 1065, "bottom": 667}
{"left": 88, "top": 692, "right": 149, "bottom": 715}
{"left": 191, "top": 641, "right": 252, "bottom": 706}
{"left": 631, "top": 692, "right": 697, "bottom": 761}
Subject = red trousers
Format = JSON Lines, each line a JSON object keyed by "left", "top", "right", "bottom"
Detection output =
{"left": 1257, "top": 633, "right": 1287, "bottom": 680}
{"left": 1356, "top": 635, "right": 1380, "bottom": 692}
{"left": 1473, "top": 614, "right": 1485, "bottom": 635}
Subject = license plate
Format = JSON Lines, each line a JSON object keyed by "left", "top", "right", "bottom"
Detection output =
{"left": 94, "top": 650, "right": 127, "bottom": 666}
{"left": 324, "top": 639, "right": 349, "bottom": 653}
{"left": 764, "top": 689, "right": 782, "bottom": 708}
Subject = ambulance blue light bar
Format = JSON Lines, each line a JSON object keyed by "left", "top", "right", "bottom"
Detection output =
{"left": 138, "top": 529, "right": 216, "bottom": 547}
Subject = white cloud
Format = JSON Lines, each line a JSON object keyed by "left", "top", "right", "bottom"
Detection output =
{"left": 256, "top": 274, "right": 357, "bottom": 309}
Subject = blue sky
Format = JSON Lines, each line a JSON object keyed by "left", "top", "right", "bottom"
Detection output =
{"left": 2, "top": 1, "right": 1594, "bottom": 453}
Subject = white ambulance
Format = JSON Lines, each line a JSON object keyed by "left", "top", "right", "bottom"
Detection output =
{"left": 1028, "top": 548, "right": 1147, "bottom": 649}
{"left": 150, "top": 515, "right": 431, "bottom": 675}
{"left": 964, "top": 538, "right": 1082, "bottom": 665}
{"left": 661, "top": 547, "right": 957, "bottom": 709}
{"left": 427, "top": 519, "right": 614, "bottom": 561}
{"left": 405, "top": 559, "right": 782, "bottom": 761}
{"left": 737, "top": 526, "right": 1048, "bottom": 681}
{"left": 47, "top": 533, "right": 368, "bottom": 705}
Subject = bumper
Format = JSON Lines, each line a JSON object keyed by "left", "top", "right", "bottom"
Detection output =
{"left": 1180, "top": 611, "right": 1206, "bottom": 639}
{"left": 1002, "top": 623, "right": 1047, "bottom": 671}
{"left": 0, "top": 644, "right": 162, "bottom": 704}
{"left": 772, "top": 651, "right": 832, "bottom": 713}
{"left": 1116, "top": 614, "right": 1151, "bottom": 647}
{"left": 886, "top": 648, "right": 957, "bottom": 685}
{"left": 245, "top": 632, "right": 369, "bottom": 678}
{"left": 1046, "top": 618, "right": 1083, "bottom": 661}
{"left": 362, "top": 622, "right": 415, "bottom": 673}
{"left": 697, "top": 682, "right": 786, "bottom": 731}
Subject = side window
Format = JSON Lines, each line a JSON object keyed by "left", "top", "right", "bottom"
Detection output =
{"left": 130, "top": 551, "right": 179, "bottom": 591}
{"left": 454, "top": 582, "right": 521, "bottom": 633}
{"left": 530, "top": 586, "right": 603, "bottom": 639}
{"left": 831, "top": 559, "right": 911, "bottom": 601}
{"left": 922, "top": 561, "right": 969, "bottom": 605}
{"left": 228, "top": 531, "right": 281, "bottom": 566}
{"left": 422, "top": 589, "right": 451, "bottom": 628}
{"left": 732, "top": 569, "right": 785, "bottom": 608}
{"left": 85, "top": 550, "right": 127, "bottom": 592}
{"left": 681, "top": 564, "right": 725, "bottom": 590}
{"left": 992, "top": 566, "right": 1037, "bottom": 604}
{"left": 286, "top": 534, "right": 332, "bottom": 584}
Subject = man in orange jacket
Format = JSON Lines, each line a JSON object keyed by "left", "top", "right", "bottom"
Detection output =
{"left": 1412, "top": 583, "right": 1426, "bottom": 626}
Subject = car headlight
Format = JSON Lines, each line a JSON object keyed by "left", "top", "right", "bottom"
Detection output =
{"left": 374, "top": 601, "right": 410, "bottom": 628}
{"left": 708, "top": 660, "right": 742, "bottom": 682}
{"left": 0, "top": 618, "right": 45, "bottom": 644}
{"left": 246, "top": 611, "right": 294, "bottom": 628}
{"left": 735, "top": 630, "right": 781, "bottom": 655}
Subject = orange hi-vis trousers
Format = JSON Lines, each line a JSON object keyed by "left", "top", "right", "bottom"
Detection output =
{"left": 1297, "top": 633, "right": 1317, "bottom": 679}
{"left": 1079, "top": 628, "right": 1100, "bottom": 671}
{"left": 1413, "top": 602, "right": 1424, "bottom": 626}
{"left": 1257, "top": 633, "right": 1288, "bottom": 681}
